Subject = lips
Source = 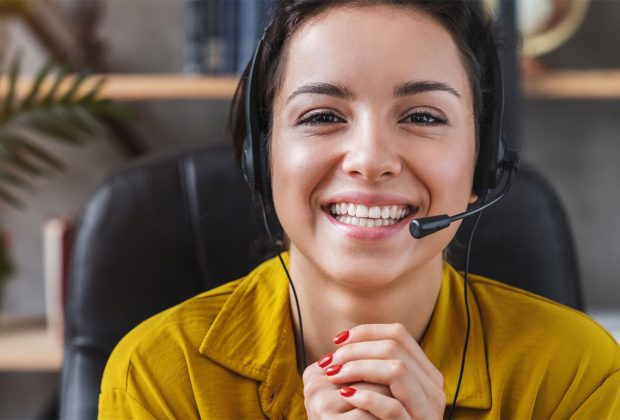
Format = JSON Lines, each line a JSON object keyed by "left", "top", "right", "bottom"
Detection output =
{"left": 321, "top": 193, "right": 418, "bottom": 235}
{"left": 328, "top": 202, "right": 412, "bottom": 227}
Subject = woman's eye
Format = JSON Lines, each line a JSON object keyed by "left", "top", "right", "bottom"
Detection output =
{"left": 401, "top": 112, "right": 446, "bottom": 126}
{"left": 297, "top": 111, "right": 344, "bottom": 126}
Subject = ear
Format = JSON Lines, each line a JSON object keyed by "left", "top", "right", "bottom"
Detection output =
{"left": 469, "top": 190, "right": 478, "bottom": 204}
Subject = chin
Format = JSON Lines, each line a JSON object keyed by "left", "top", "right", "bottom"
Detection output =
{"left": 322, "top": 256, "right": 410, "bottom": 290}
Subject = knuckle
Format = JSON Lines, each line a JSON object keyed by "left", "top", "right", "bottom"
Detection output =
{"left": 303, "top": 377, "right": 321, "bottom": 398}
{"left": 312, "top": 395, "right": 330, "bottom": 413}
{"left": 434, "top": 370, "right": 445, "bottom": 388}
{"left": 339, "top": 343, "right": 355, "bottom": 360}
{"left": 302, "top": 365, "right": 315, "bottom": 382}
{"left": 385, "top": 400, "right": 403, "bottom": 418}
{"left": 437, "top": 390, "right": 447, "bottom": 408}
{"left": 382, "top": 339, "right": 400, "bottom": 357}
{"left": 357, "top": 390, "right": 373, "bottom": 406}
{"left": 390, "top": 359, "right": 407, "bottom": 378}
{"left": 391, "top": 323, "right": 407, "bottom": 338}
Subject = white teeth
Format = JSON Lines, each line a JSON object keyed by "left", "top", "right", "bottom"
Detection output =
{"left": 347, "top": 204, "right": 356, "bottom": 216}
{"left": 330, "top": 202, "right": 412, "bottom": 227}
{"left": 355, "top": 205, "right": 369, "bottom": 218}
{"left": 368, "top": 206, "right": 381, "bottom": 219}
{"left": 334, "top": 215, "right": 400, "bottom": 227}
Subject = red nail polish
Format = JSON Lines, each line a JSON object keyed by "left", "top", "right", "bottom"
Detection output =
{"left": 340, "top": 387, "right": 356, "bottom": 397}
{"left": 318, "top": 353, "right": 333, "bottom": 368}
{"left": 325, "top": 364, "right": 342, "bottom": 376}
{"left": 333, "top": 330, "right": 349, "bottom": 344}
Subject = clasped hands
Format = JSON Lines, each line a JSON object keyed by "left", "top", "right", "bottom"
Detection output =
{"left": 303, "top": 324, "right": 446, "bottom": 419}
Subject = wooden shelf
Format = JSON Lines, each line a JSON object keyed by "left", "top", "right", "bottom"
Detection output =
{"left": 0, "top": 315, "right": 62, "bottom": 372}
{"left": 3, "top": 70, "right": 620, "bottom": 101}
{"left": 5, "top": 74, "right": 240, "bottom": 101}
{"left": 523, "top": 70, "right": 620, "bottom": 99}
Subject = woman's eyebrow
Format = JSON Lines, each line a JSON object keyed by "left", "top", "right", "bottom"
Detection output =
{"left": 286, "top": 80, "right": 461, "bottom": 104}
{"left": 286, "top": 82, "right": 354, "bottom": 104}
{"left": 394, "top": 80, "right": 461, "bottom": 99}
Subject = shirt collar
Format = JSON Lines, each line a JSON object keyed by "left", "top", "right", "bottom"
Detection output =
{"left": 421, "top": 262, "right": 492, "bottom": 410}
{"left": 200, "top": 256, "right": 491, "bottom": 415}
{"left": 199, "top": 253, "right": 304, "bottom": 418}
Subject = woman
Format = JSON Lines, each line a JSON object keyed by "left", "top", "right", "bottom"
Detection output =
{"left": 99, "top": 1, "right": 620, "bottom": 418}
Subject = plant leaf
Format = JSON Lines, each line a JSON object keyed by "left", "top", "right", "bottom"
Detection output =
{"left": 0, "top": 168, "right": 35, "bottom": 190}
{"left": 20, "top": 59, "right": 55, "bottom": 110}
{"left": 78, "top": 76, "right": 107, "bottom": 104}
{"left": 0, "top": 185, "right": 24, "bottom": 209}
{"left": 50, "top": 105, "right": 99, "bottom": 136}
{"left": 41, "top": 67, "right": 70, "bottom": 105}
{"left": 0, "top": 128, "right": 65, "bottom": 170}
{"left": 1, "top": 53, "right": 21, "bottom": 122}
{"left": 89, "top": 99, "right": 135, "bottom": 120}
{"left": 14, "top": 110, "right": 87, "bottom": 145}
{"left": 0, "top": 130, "right": 50, "bottom": 176}
{"left": 60, "top": 73, "right": 87, "bottom": 103}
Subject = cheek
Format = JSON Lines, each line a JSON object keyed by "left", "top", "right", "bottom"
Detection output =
{"left": 408, "top": 140, "right": 476, "bottom": 212}
{"left": 270, "top": 133, "right": 335, "bottom": 227}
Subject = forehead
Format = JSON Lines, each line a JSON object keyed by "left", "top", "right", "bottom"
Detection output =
{"left": 275, "top": 5, "right": 471, "bottom": 108}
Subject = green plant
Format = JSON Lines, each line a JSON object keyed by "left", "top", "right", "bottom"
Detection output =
{"left": 0, "top": 53, "right": 131, "bottom": 208}
{"left": 0, "top": 228, "right": 12, "bottom": 289}
{"left": 0, "top": 52, "right": 131, "bottom": 290}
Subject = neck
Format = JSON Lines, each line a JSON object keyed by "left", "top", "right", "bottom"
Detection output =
{"left": 287, "top": 249, "right": 444, "bottom": 373}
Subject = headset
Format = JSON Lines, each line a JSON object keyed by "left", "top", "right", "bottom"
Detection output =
{"left": 240, "top": 11, "right": 519, "bottom": 418}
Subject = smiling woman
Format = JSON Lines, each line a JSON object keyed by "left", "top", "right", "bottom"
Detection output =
{"left": 98, "top": 1, "right": 620, "bottom": 419}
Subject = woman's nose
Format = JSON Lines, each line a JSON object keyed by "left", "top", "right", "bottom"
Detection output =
{"left": 341, "top": 122, "right": 402, "bottom": 181}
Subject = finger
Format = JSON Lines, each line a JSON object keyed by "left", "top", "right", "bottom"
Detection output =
{"left": 352, "top": 381, "right": 393, "bottom": 397}
{"left": 303, "top": 362, "right": 357, "bottom": 415}
{"left": 340, "top": 387, "right": 410, "bottom": 420}
{"left": 334, "top": 324, "right": 443, "bottom": 387}
{"left": 328, "top": 338, "right": 445, "bottom": 413}
{"left": 339, "top": 408, "right": 379, "bottom": 420}
{"left": 303, "top": 361, "right": 325, "bottom": 383}
{"left": 327, "top": 360, "right": 438, "bottom": 418}
{"left": 332, "top": 339, "right": 417, "bottom": 373}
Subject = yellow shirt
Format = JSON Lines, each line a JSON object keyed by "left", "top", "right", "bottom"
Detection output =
{"left": 99, "top": 255, "right": 620, "bottom": 419}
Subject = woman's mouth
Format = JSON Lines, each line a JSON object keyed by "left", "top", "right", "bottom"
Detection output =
{"left": 327, "top": 203, "right": 413, "bottom": 227}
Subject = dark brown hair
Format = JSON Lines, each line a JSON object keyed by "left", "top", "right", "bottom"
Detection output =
{"left": 228, "top": 0, "right": 500, "bottom": 198}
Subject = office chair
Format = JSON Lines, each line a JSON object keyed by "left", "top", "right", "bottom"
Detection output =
{"left": 58, "top": 144, "right": 582, "bottom": 419}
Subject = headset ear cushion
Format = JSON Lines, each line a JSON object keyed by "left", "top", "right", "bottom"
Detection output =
{"left": 241, "top": 135, "right": 256, "bottom": 192}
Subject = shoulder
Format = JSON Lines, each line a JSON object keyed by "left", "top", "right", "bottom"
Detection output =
{"left": 470, "top": 274, "right": 616, "bottom": 350}
{"left": 101, "top": 278, "right": 243, "bottom": 392}
{"left": 101, "top": 255, "right": 284, "bottom": 390}
{"left": 99, "top": 257, "right": 288, "bottom": 418}
{"left": 468, "top": 273, "right": 620, "bottom": 384}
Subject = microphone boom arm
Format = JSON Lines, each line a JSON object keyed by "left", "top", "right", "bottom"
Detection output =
{"left": 409, "top": 152, "right": 519, "bottom": 239}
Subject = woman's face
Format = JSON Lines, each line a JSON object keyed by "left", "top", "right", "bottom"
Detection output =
{"left": 270, "top": 5, "right": 477, "bottom": 287}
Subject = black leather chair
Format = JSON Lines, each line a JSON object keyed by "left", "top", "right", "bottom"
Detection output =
{"left": 59, "top": 144, "right": 583, "bottom": 419}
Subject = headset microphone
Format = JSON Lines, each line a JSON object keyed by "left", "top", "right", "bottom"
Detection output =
{"left": 409, "top": 151, "right": 519, "bottom": 239}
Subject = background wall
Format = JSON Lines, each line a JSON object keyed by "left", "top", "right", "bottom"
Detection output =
{"left": 1, "top": 0, "right": 619, "bottom": 318}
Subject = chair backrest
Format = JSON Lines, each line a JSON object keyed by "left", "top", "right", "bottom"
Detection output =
{"left": 59, "top": 144, "right": 582, "bottom": 419}
{"left": 448, "top": 163, "right": 583, "bottom": 310}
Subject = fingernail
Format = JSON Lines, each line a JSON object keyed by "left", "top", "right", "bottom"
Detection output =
{"left": 340, "top": 386, "right": 356, "bottom": 397}
{"left": 333, "top": 330, "right": 349, "bottom": 345}
{"left": 324, "top": 364, "right": 342, "bottom": 376}
{"left": 318, "top": 353, "right": 333, "bottom": 368}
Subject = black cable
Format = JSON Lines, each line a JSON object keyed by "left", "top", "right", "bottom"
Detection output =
{"left": 446, "top": 210, "right": 483, "bottom": 420}
{"left": 258, "top": 195, "right": 308, "bottom": 370}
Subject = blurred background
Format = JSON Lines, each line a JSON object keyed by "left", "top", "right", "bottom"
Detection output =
{"left": 0, "top": 0, "right": 618, "bottom": 418}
